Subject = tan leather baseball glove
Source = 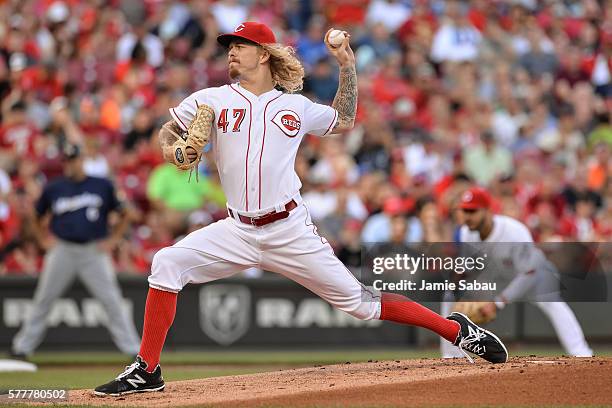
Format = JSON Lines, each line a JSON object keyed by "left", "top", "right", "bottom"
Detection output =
{"left": 161, "top": 103, "right": 214, "bottom": 171}
{"left": 451, "top": 301, "right": 496, "bottom": 325}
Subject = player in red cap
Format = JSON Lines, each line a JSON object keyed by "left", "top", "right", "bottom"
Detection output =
{"left": 457, "top": 187, "right": 493, "bottom": 235}
{"left": 216, "top": 21, "right": 277, "bottom": 47}
{"left": 441, "top": 186, "right": 592, "bottom": 359}
{"left": 95, "top": 21, "right": 508, "bottom": 396}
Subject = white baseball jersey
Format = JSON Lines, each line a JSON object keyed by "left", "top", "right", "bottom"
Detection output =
{"left": 170, "top": 83, "right": 338, "bottom": 214}
{"left": 152, "top": 83, "right": 381, "bottom": 326}
{"left": 442, "top": 214, "right": 592, "bottom": 357}
{"left": 459, "top": 214, "right": 540, "bottom": 276}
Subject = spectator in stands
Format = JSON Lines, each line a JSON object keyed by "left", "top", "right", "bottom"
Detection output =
{"left": 146, "top": 162, "right": 225, "bottom": 234}
{"left": 430, "top": 0, "right": 482, "bottom": 63}
{"left": 116, "top": 20, "right": 164, "bottom": 68}
{"left": 210, "top": 0, "right": 249, "bottom": 35}
{"left": 361, "top": 195, "right": 421, "bottom": 244}
{"left": 0, "top": 0, "right": 611, "bottom": 274}
{"left": 588, "top": 112, "right": 612, "bottom": 147}
{"left": 0, "top": 101, "right": 41, "bottom": 168}
{"left": 297, "top": 17, "right": 329, "bottom": 71}
{"left": 366, "top": 0, "right": 411, "bottom": 33}
{"left": 415, "top": 195, "right": 450, "bottom": 243}
{"left": 304, "top": 57, "right": 338, "bottom": 103}
{"left": 464, "top": 131, "right": 513, "bottom": 186}
{"left": 519, "top": 26, "right": 558, "bottom": 79}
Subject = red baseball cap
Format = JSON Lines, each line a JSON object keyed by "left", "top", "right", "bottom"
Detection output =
{"left": 383, "top": 197, "right": 405, "bottom": 216}
{"left": 217, "top": 22, "right": 276, "bottom": 47}
{"left": 459, "top": 187, "right": 491, "bottom": 210}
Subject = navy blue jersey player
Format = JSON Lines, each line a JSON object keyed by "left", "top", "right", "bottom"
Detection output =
{"left": 11, "top": 143, "right": 140, "bottom": 358}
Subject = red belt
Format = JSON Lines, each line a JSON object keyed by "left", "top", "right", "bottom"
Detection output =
{"left": 228, "top": 200, "right": 298, "bottom": 227}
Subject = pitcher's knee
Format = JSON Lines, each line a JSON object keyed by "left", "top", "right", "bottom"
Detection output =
{"left": 331, "top": 287, "right": 381, "bottom": 320}
{"left": 148, "top": 248, "right": 184, "bottom": 292}
{"left": 342, "top": 301, "right": 381, "bottom": 321}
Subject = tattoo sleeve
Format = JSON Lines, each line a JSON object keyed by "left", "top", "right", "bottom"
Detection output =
{"left": 160, "top": 120, "right": 183, "bottom": 143}
{"left": 159, "top": 120, "right": 184, "bottom": 161}
{"left": 331, "top": 65, "right": 357, "bottom": 131}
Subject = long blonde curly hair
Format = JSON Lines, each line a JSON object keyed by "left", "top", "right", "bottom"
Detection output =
{"left": 261, "top": 43, "right": 305, "bottom": 93}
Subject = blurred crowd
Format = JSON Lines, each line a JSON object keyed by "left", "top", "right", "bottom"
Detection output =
{"left": 0, "top": 0, "right": 611, "bottom": 276}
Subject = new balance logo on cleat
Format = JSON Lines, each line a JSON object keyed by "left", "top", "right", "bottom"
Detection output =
{"left": 448, "top": 312, "right": 508, "bottom": 364}
{"left": 94, "top": 356, "right": 165, "bottom": 396}
{"left": 462, "top": 325, "right": 487, "bottom": 356}
{"left": 126, "top": 374, "right": 147, "bottom": 388}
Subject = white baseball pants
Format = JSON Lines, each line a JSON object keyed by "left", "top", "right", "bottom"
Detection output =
{"left": 148, "top": 203, "right": 381, "bottom": 320}
{"left": 12, "top": 241, "right": 141, "bottom": 355}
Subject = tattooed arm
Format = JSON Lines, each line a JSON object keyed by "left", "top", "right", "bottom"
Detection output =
{"left": 324, "top": 29, "right": 357, "bottom": 132}
{"left": 159, "top": 120, "right": 200, "bottom": 163}
{"left": 331, "top": 65, "right": 357, "bottom": 131}
{"left": 159, "top": 120, "right": 183, "bottom": 162}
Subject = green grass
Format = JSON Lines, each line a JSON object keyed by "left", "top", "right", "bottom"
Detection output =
{"left": 1, "top": 347, "right": 611, "bottom": 394}
{"left": 5, "top": 349, "right": 440, "bottom": 366}
{"left": 0, "top": 349, "right": 443, "bottom": 391}
{"left": 6, "top": 345, "right": 612, "bottom": 367}
{"left": 0, "top": 365, "right": 289, "bottom": 391}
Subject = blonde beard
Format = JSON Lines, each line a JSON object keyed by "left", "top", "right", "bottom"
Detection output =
{"left": 229, "top": 66, "right": 240, "bottom": 80}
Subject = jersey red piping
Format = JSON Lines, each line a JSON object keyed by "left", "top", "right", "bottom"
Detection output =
{"left": 323, "top": 109, "right": 338, "bottom": 136}
{"left": 170, "top": 108, "right": 188, "bottom": 131}
{"left": 229, "top": 84, "right": 253, "bottom": 211}
{"left": 259, "top": 94, "right": 283, "bottom": 209}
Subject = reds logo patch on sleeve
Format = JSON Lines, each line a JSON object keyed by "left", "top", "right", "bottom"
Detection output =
{"left": 272, "top": 110, "right": 301, "bottom": 137}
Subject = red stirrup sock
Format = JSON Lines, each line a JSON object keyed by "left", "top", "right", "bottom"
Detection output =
{"left": 380, "top": 292, "right": 460, "bottom": 343}
{"left": 138, "top": 287, "right": 178, "bottom": 372}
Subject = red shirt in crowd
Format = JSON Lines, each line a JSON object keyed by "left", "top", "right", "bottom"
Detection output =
{"left": 0, "top": 123, "right": 41, "bottom": 157}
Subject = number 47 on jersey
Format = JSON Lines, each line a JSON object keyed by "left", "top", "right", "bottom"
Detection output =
{"left": 217, "top": 109, "right": 246, "bottom": 133}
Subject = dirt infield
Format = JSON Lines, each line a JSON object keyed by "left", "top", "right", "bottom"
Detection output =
{"left": 65, "top": 357, "right": 611, "bottom": 407}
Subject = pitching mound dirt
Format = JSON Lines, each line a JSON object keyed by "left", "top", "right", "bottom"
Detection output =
{"left": 64, "top": 357, "right": 611, "bottom": 407}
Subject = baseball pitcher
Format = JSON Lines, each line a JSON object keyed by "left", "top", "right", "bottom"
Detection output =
{"left": 95, "top": 22, "right": 508, "bottom": 396}
{"left": 441, "top": 187, "right": 593, "bottom": 358}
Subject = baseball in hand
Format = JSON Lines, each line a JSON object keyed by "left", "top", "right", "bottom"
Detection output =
{"left": 327, "top": 29, "right": 346, "bottom": 48}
